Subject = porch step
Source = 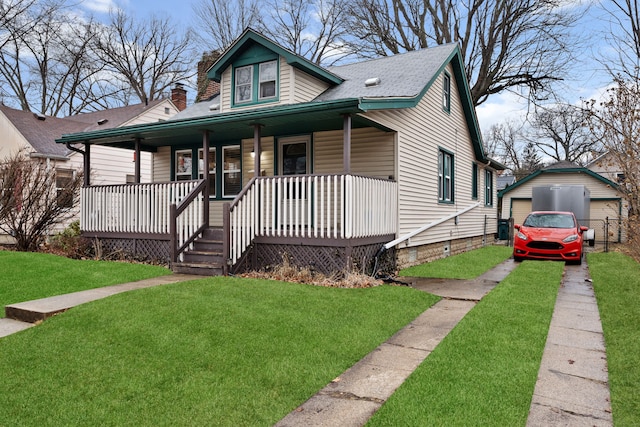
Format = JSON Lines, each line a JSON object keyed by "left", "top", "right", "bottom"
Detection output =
{"left": 172, "top": 227, "right": 225, "bottom": 276}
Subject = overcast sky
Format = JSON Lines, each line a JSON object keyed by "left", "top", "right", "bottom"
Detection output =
{"left": 79, "top": 0, "right": 621, "bottom": 133}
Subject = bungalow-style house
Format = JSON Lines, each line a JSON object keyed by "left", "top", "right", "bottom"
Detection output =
{"left": 56, "top": 28, "right": 504, "bottom": 276}
{"left": 498, "top": 161, "right": 627, "bottom": 244}
{"left": 0, "top": 95, "right": 182, "bottom": 242}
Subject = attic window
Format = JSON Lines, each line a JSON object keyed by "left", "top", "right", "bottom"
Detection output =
{"left": 97, "top": 118, "right": 108, "bottom": 125}
{"left": 233, "top": 59, "right": 279, "bottom": 106}
{"left": 365, "top": 77, "right": 381, "bottom": 87}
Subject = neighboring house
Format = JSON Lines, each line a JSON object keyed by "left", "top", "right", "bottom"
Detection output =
{"left": 586, "top": 151, "right": 627, "bottom": 184}
{"left": 0, "top": 96, "right": 182, "bottom": 242}
{"left": 56, "top": 28, "right": 504, "bottom": 275}
{"left": 498, "top": 161, "right": 627, "bottom": 244}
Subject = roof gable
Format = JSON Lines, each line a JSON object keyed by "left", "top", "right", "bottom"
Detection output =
{"left": 207, "top": 28, "right": 343, "bottom": 85}
{"left": 498, "top": 166, "right": 620, "bottom": 197}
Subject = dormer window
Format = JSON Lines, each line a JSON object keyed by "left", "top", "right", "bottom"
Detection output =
{"left": 233, "top": 59, "right": 278, "bottom": 106}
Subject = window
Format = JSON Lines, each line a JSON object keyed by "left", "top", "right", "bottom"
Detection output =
{"left": 485, "top": 170, "right": 493, "bottom": 206}
{"left": 175, "top": 150, "right": 193, "bottom": 181}
{"left": 438, "top": 149, "right": 454, "bottom": 202}
{"left": 56, "top": 168, "right": 74, "bottom": 208}
{"left": 443, "top": 72, "right": 451, "bottom": 112}
{"left": 223, "top": 146, "right": 242, "bottom": 197}
{"left": 281, "top": 141, "right": 309, "bottom": 175}
{"left": 198, "top": 148, "right": 216, "bottom": 198}
{"left": 234, "top": 65, "right": 253, "bottom": 104}
{"left": 233, "top": 60, "right": 278, "bottom": 105}
{"left": 472, "top": 162, "right": 478, "bottom": 199}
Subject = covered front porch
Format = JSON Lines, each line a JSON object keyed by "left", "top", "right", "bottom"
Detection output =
{"left": 60, "top": 99, "right": 399, "bottom": 275}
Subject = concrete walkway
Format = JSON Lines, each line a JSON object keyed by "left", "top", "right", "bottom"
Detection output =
{"left": 275, "top": 259, "right": 517, "bottom": 427}
{"left": 527, "top": 262, "right": 613, "bottom": 426}
{"left": 0, "top": 274, "right": 201, "bottom": 337}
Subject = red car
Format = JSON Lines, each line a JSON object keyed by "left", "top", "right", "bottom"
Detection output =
{"left": 513, "top": 211, "right": 588, "bottom": 264}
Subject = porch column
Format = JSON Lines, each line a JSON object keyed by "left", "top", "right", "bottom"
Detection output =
{"left": 343, "top": 114, "right": 352, "bottom": 174}
{"left": 84, "top": 142, "right": 91, "bottom": 186}
{"left": 253, "top": 124, "right": 262, "bottom": 178}
{"left": 202, "top": 130, "right": 210, "bottom": 226}
{"left": 134, "top": 138, "right": 141, "bottom": 183}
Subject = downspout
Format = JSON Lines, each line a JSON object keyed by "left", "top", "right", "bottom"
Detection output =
{"left": 66, "top": 142, "right": 90, "bottom": 187}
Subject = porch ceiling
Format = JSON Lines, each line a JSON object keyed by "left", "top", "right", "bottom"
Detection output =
{"left": 57, "top": 99, "right": 393, "bottom": 151}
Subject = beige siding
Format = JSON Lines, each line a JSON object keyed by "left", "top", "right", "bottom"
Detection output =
{"left": 360, "top": 63, "right": 498, "bottom": 247}
{"left": 242, "top": 136, "right": 275, "bottom": 185}
{"left": 122, "top": 99, "right": 178, "bottom": 125}
{"left": 313, "top": 128, "right": 395, "bottom": 179}
{"left": 153, "top": 146, "right": 172, "bottom": 182}
{"left": 0, "top": 111, "right": 31, "bottom": 158}
{"left": 67, "top": 146, "right": 152, "bottom": 186}
{"left": 219, "top": 57, "right": 329, "bottom": 113}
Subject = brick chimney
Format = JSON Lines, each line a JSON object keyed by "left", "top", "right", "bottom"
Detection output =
{"left": 171, "top": 83, "right": 187, "bottom": 111}
{"left": 196, "top": 51, "right": 222, "bottom": 102}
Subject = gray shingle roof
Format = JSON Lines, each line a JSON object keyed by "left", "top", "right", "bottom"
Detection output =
{"left": 171, "top": 95, "right": 221, "bottom": 121}
{"left": 317, "top": 44, "right": 458, "bottom": 101}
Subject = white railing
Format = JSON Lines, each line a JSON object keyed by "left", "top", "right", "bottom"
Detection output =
{"left": 227, "top": 174, "right": 397, "bottom": 264}
{"left": 81, "top": 180, "right": 202, "bottom": 234}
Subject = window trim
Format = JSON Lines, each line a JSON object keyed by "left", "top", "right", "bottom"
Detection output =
{"left": 175, "top": 149, "right": 194, "bottom": 181}
{"left": 278, "top": 136, "right": 311, "bottom": 176}
{"left": 198, "top": 147, "right": 216, "bottom": 198}
{"left": 222, "top": 145, "right": 242, "bottom": 198}
{"left": 471, "top": 162, "right": 478, "bottom": 200}
{"left": 55, "top": 168, "right": 75, "bottom": 208}
{"left": 438, "top": 148, "right": 454, "bottom": 203}
{"left": 232, "top": 59, "right": 279, "bottom": 107}
{"left": 443, "top": 72, "right": 451, "bottom": 113}
{"left": 485, "top": 169, "right": 493, "bottom": 207}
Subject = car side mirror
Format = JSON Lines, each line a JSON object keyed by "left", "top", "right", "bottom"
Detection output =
{"left": 514, "top": 224, "right": 521, "bottom": 230}
{"left": 579, "top": 226, "right": 588, "bottom": 233}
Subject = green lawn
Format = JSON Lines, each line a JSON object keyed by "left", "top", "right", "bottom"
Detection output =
{"left": 368, "top": 260, "right": 564, "bottom": 426}
{"left": 399, "top": 245, "right": 513, "bottom": 278}
{"left": 0, "top": 251, "right": 171, "bottom": 316}
{"left": 0, "top": 276, "right": 438, "bottom": 426}
{"left": 588, "top": 252, "right": 640, "bottom": 426}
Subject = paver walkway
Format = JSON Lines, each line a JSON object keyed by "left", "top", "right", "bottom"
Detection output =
{"left": 527, "top": 262, "right": 613, "bottom": 426}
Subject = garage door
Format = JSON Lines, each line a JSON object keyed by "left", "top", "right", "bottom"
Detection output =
{"left": 510, "top": 199, "right": 532, "bottom": 225}
{"left": 590, "top": 200, "right": 623, "bottom": 243}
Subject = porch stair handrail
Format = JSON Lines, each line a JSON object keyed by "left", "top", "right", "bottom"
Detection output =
{"left": 170, "top": 179, "right": 208, "bottom": 263}
{"left": 382, "top": 202, "right": 481, "bottom": 250}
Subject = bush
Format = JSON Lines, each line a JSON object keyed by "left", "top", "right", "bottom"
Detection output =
{"left": 46, "top": 221, "right": 93, "bottom": 259}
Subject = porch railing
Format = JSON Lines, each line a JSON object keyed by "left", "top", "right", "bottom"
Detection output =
{"left": 225, "top": 174, "right": 397, "bottom": 264}
{"left": 80, "top": 179, "right": 204, "bottom": 239}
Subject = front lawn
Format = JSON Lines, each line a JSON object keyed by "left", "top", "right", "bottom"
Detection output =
{"left": 0, "top": 277, "right": 438, "bottom": 426}
{"left": 368, "top": 260, "right": 564, "bottom": 426}
{"left": 0, "top": 251, "right": 171, "bottom": 315}
{"left": 399, "top": 245, "right": 513, "bottom": 279}
{"left": 588, "top": 251, "right": 640, "bottom": 426}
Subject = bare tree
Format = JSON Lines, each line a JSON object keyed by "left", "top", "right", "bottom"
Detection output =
{"left": 0, "top": 149, "right": 84, "bottom": 251}
{"left": 586, "top": 77, "right": 640, "bottom": 259}
{"left": 525, "top": 103, "right": 597, "bottom": 165}
{"left": 342, "top": 0, "right": 584, "bottom": 106}
{"left": 600, "top": 0, "right": 640, "bottom": 79}
{"left": 93, "top": 9, "right": 196, "bottom": 105}
{"left": 484, "top": 119, "right": 535, "bottom": 178}
{"left": 192, "top": 0, "right": 260, "bottom": 52}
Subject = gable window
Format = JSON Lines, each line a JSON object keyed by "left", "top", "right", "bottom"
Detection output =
{"left": 438, "top": 149, "right": 454, "bottom": 203}
{"left": 234, "top": 60, "right": 278, "bottom": 105}
{"left": 485, "top": 170, "right": 493, "bottom": 206}
{"left": 472, "top": 162, "right": 478, "bottom": 199}
{"left": 443, "top": 72, "right": 451, "bottom": 112}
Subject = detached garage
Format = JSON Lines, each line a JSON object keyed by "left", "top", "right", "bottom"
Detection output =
{"left": 498, "top": 162, "right": 627, "bottom": 244}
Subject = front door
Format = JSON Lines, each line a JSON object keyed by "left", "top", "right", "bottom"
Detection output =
{"left": 279, "top": 137, "right": 310, "bottom": 228}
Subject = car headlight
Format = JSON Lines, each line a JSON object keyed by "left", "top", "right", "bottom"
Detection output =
{"left": 563, "top": 234, "right": 579, "bottom": 243}
{"left": 517, "top": 231, "right": 527, "bottom": 241}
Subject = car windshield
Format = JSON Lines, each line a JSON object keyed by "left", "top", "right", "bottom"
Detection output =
{"left": 523, "top": 213, "right": 576, "bottom": 229}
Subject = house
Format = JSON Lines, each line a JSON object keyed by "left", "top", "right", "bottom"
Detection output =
{"left": 0, "top": 95, "right": 182, "bottom": 243}
{"left": 586, "top": 151, "right": 626, "bottom": 184}
{"left": 498, "top": 161, "right": 627, "bottom": 244}
{"left": 56, "top": 28, "right": 504, "bottom": 275}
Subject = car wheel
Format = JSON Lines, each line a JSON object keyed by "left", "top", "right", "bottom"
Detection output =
{"left": 513, "top": 255, "right": 524, "bottom": 262}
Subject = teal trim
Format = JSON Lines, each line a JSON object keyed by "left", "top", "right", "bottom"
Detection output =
{"left": 443, "top": 71, "right": 451, "bottom": 113}
{"left": 485, "top": 169, "right": 493, "bottom": 206}
{"left": 231, "top": 59, "right": 280, "bottom": 108}
{"left": 207, "top": 28, "right": 343, "bottom": 85}
{"left": 438, "top": 147, "right": 455, "bottom": 203}
{"left": 498, "top": 167, "right": 620, "bottom": 198}
{"left": 472, "top": 162, "right": 478, "bottom": 200}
